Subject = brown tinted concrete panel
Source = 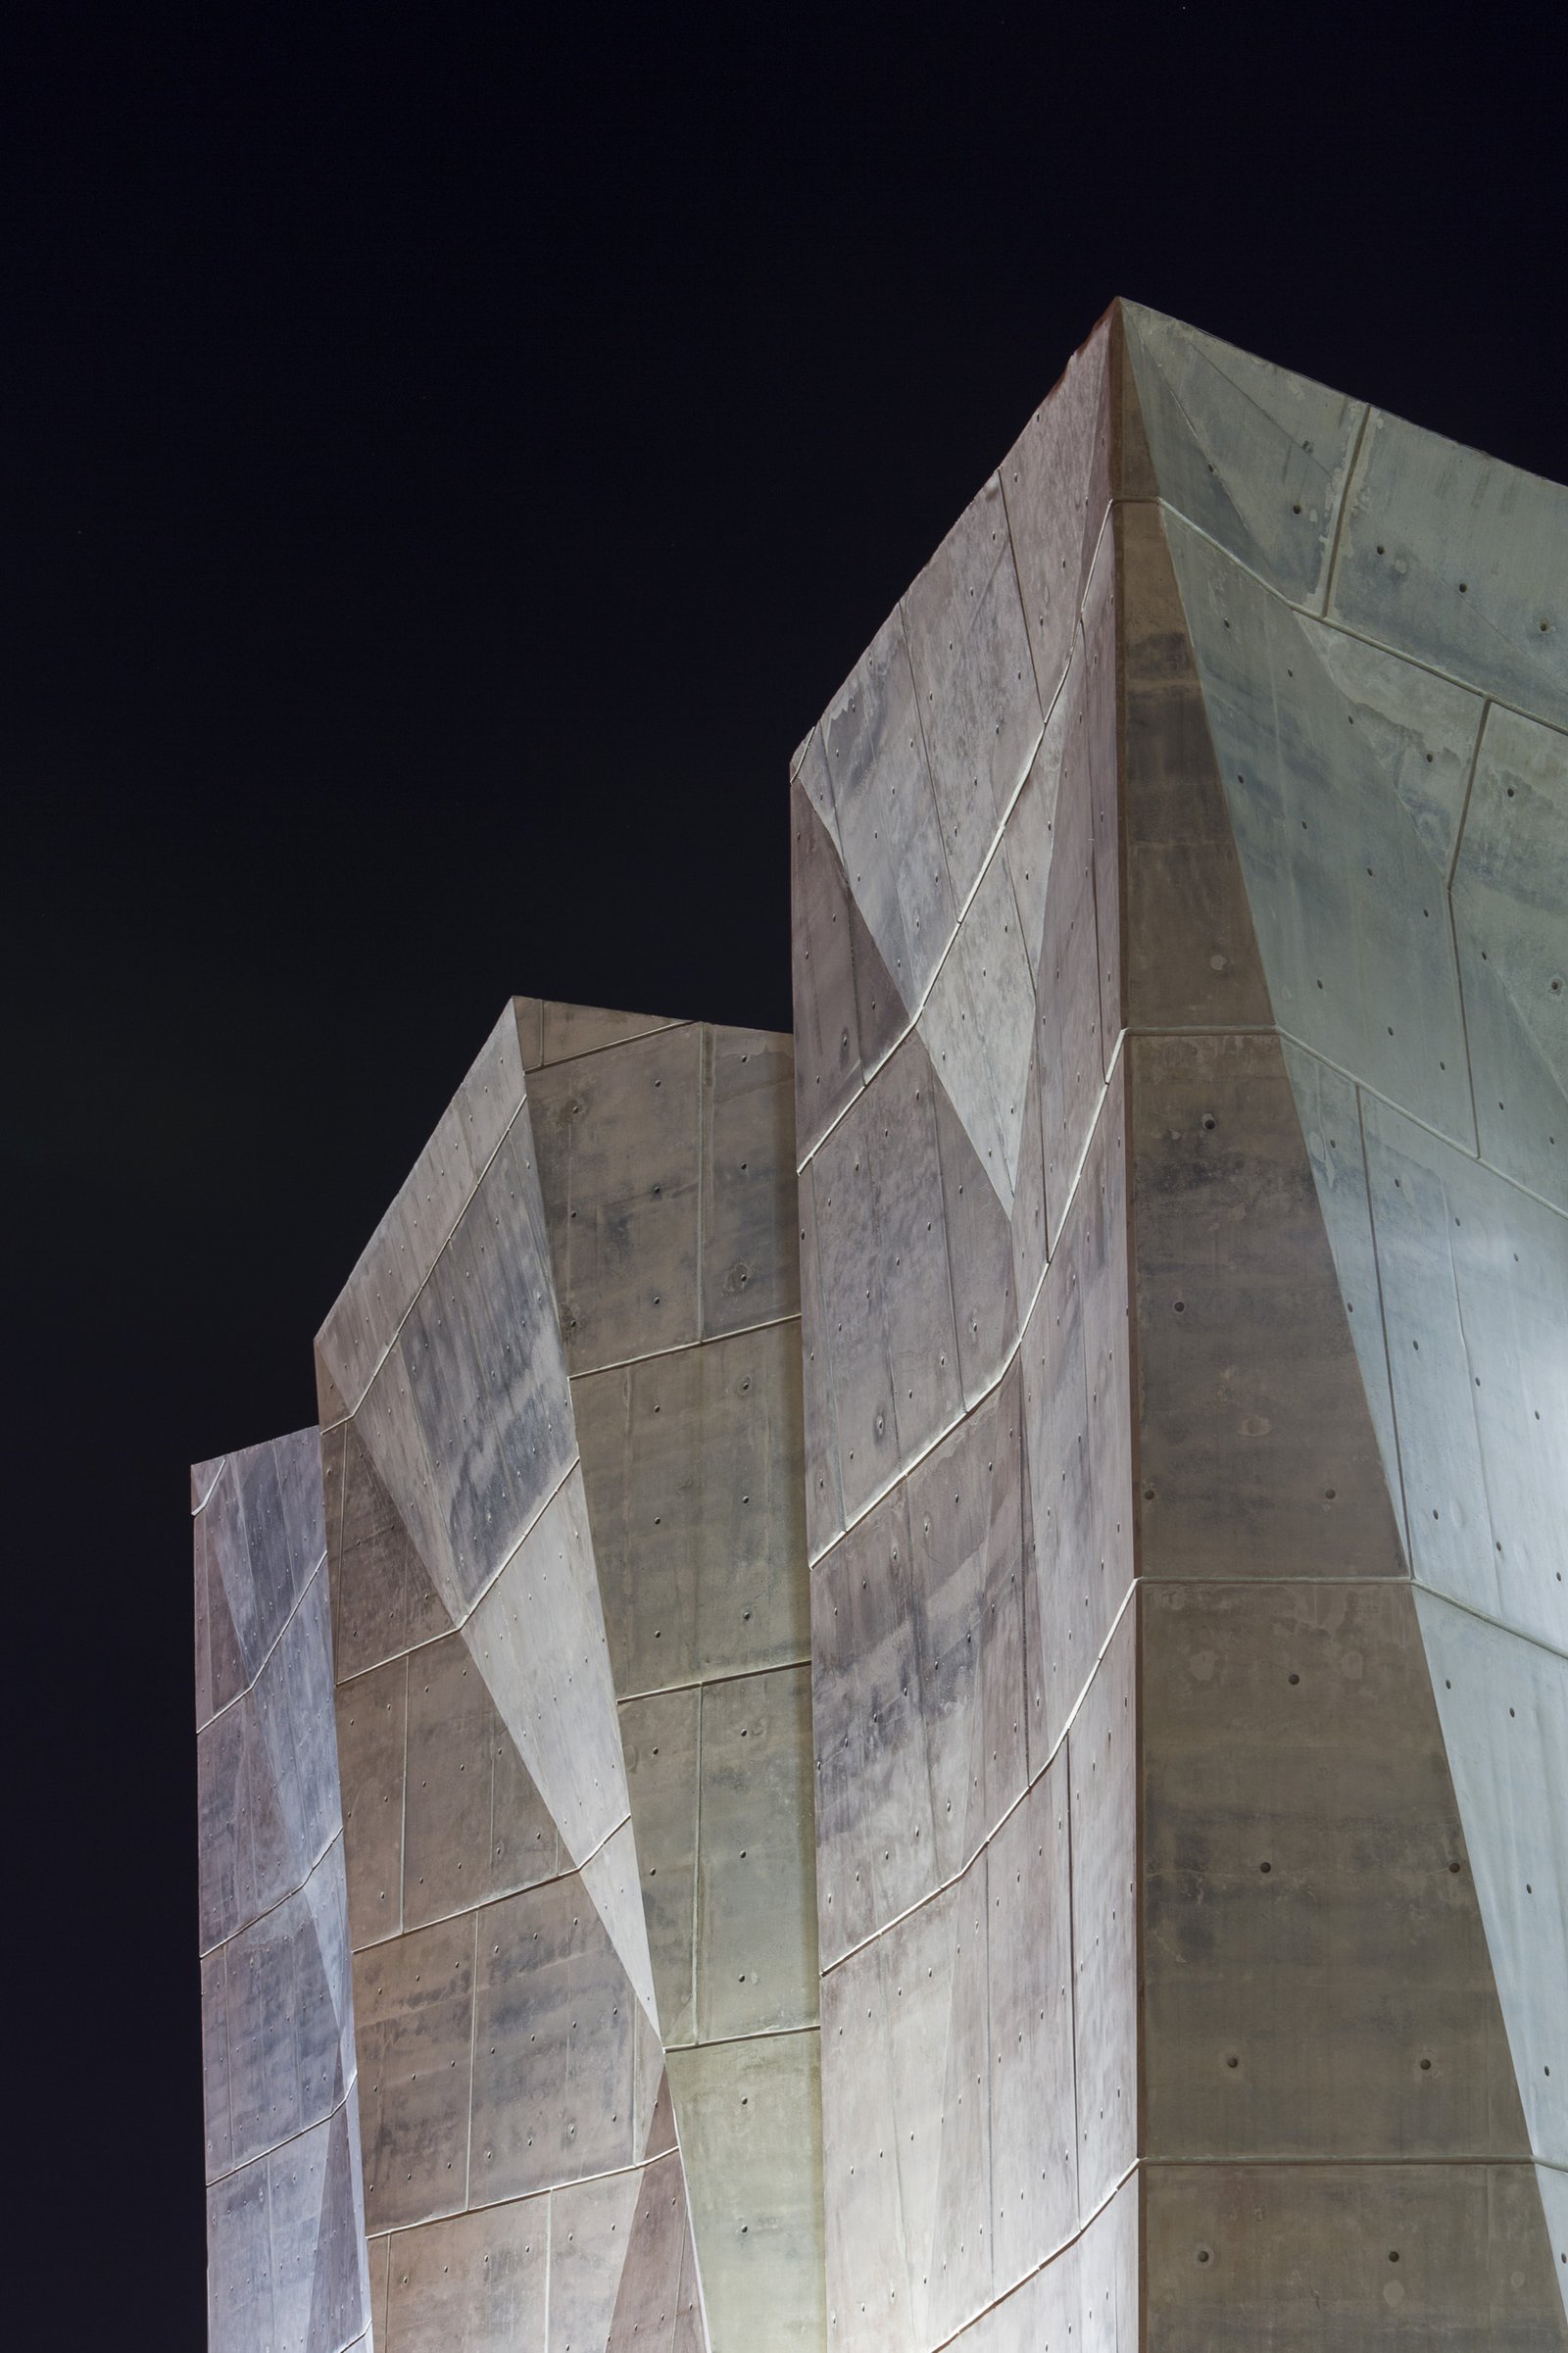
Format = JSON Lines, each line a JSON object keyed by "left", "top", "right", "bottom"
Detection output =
{"left": 1146, "top": 2162, "right": 1567, "bottom": 2350}
{"left": 902, "top": 469, "right": 1042, "bottom": 907}
{"left": 797, "top": 1157, "right": 847, "bottom": 1560}
{"left": 383, "top": 2193, "right": 549, "bottom": 2352}
{"left": 355, "top": 1913, "right": 475, "bottom": 2234}
{"left": 466, "top": 1465, "right": 630, "bottom": 1872}
{"left": 1363, "top": 1099, "right": 1568, "bottom": 1649}
{"left": 513, "top": 995, "right": 545, "bottom": 1071}
{"left": 932, "top": 1066, "right": 1017, "bottom": 1411}
{"left": 1001, "top": 314, "right": 1113, "bottom": 716}
{"left": 808, "top": 1099, "right": 900, "bottom": 1528}
{"left": 619, "top": 1688, "right": 699, "bottom": 2046}
{"left": 667, "top": 2034, "right": 826, "bottom": 2352}
{"left": 543, "top": 2166, "right": 644, "bottom": 2352}
{"left": 1116, "top": 501, "right": 1272, "bottom": 1031}
{"left": 988, "top": 1756, "right": 1076, "bottom": 2295}
{"left": 528, "top": 1022, "right": 703, "bottom": 1375}
{"left": 469, "top": 1873, "right": 638, "bottom": 2204}
{"left": 609, "top": 2147, "right": 705, "bottom": 2351}
{"left": 1451, "top": 706, "right": 1568, "bottom": 1209}
{"left": 537, "top": 1001, "right": 683, "bottom": 1067}
{"left": 330, "top": 1419, "right": 452, "bottom": 1683}
{"left": 1330, "top": 406, "right": 1568, "bottom": 730}
{"left": 1144, "top": 1580, "right": 1527, "bottom": 2163}
{"left": 1036, "top": 650, "right": 1105, "bottom": 1248}
{"left": 701, "top": 1023, "right": 800, "bottom": 1338}
{"left": 697, "top": 1665, "right": 818, "bottom": 2038}
{"left": 1130, "top": 1032, "right": 1406, "bottom": 1582}
{"left": 402, "top": 1631, "right": 558, "bottom": 1930}
{"left": 574, "top": 1318, "right": 809, "bottom": 1696}
{"left": 821, "top": 608, "right": 957, "bottom": 1010}
{"left": 792, "top": 776, "right": 867, "bottom": 1163}
{"left": 1123, "top": 300, "right": 1365, "bottom": 609}
{"left": 336, "top": 1654, "right": 407, "bottom": 1951}
{"left": 1068, "top": 1607, "right": 1137, "bottom": 2215}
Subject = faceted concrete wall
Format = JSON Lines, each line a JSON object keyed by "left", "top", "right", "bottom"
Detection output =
{"left": 791, "top": 301, "right": 1566, "bottom": 2346}
{"left": 194, "top": 1432, "right": 373, "bottom": 2353}
{"left": 314, "top": 997, "right": 823, "bottom": 2353}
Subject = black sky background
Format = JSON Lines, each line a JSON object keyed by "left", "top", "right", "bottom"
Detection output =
{"left": 4, "top": 5, "right": 1562, "bottom": 2340}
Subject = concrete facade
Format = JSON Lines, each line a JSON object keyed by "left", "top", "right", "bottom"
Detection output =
{"left": 791, "top": 302, "right": 1566, "bottom": 2347}
{"left": 195, "top": 301, "right": 1564, "bottom": 2348}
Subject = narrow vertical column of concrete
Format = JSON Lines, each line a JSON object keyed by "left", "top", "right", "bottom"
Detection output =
{"left": 518, "top": 1000, "right": 825, "bottom": 2353}
{"left": 794, "top": 300, "right": 1567, "bottom": 2347}
{"left": 193, "top": 1432, "right": 373, "bottom": 2353}
{"left": 316, "top": 1000, "right": 705, "bottom": 2353}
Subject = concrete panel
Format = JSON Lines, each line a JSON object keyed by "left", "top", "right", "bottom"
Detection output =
{"left": 469, "top": 1873, "right": 638, "bottom": 2204}
{"left": 269, "top": 2098, "right": 370, "bottom": 2353}
{"left": 797, "top": 1156, "right": 847, "bottom": 1559}
{"left": 1451, "top": 705, "right": 1568, "bottom": 1209}
{"left": 1036, "top": 644, "right": 1105, "bottom": 1244}
{"left": 403, "top": 1631, "right": 559, "bottom": 1930}
{"left": 201, "top": 1946, "right": 233, "bottom": 2181}
{"left": 932, "top": 1067, "right": 1017, "bottom": 1411}
{"left": 226, "top": 1866, "right": 355, "bottom": 2169}
{"left": 901, "top": 469, "right": 1042, "bottom": 907}
{"left": 580, "top": 1816, "right": 660, "bottom": 2033}
{"left": 619, "top": 1687, "right": 700, "bottom": 2047}
{"left": 1146, "top": 2162, "right": 1567, "bottom": 2349}
{"left": 697, "top": 1666, "right": 817, "bottom": 2039}
{"left": 574, "top": 1319, "right": 809, "bottom": 1696}
{"left": 382, "top": 2194, "right": 549, "bottom": 2352}
{"left": 987, "top": 1758, "right": 1076, "bottom": 2295}
{"left": 1330, "top": 404, "right": 1568, "bottom": 729}
{"left": 207, "top": 2156, "right": 272, "bottom": 2353}
{"left": 1363, "top": 1098, "right": 1568, "bottom": 1649}
{"left": 336, "top": 1654, "right": 407, "bottom": 1951}
{"left": 667, "top": 2034, "right": 826, "bottom": 2353}
{"left": 1077, "top": 2169, "right": 1140, "bottom": 2353}
{"left": 701, "top": 1023, "right": 800, "bottom": 1338}
{"left": 872, "top": 1034, "right": 967, "bottom": 1476}
{"left": 537, "top": 1001, "right": 682, "bottom": 1066}
{"left": 1068, "top": 1607, "right": 1137, "bottom": 2214}
{"left": 544, "top": 2166, "right": 644, "bottom": 2353}
{"left": 1416, "top": 1593, "right": 1568, "bottom": 2169}
{"left": 1123, "top": 300, "right": 1365, "bottom": 607}
{"left": 919, "top": 851, "right": 1036, "bottom": 1216}
{"left": 354, "top": 1912, "right": 475, "bottom": 2234}
{"left": 1279, "top": 1040, "right": 1406, "bottom": 1546}
{"left": 1131, "top": 1032, "right": 1407, "bottom": 1582}
{"left": 330, "top": 1417, "right": 453, "bottom": 1682}
{"left": 808, "top": 1099, "right": 900, "bottom": 1528}
{"left": 1082, "top": 518, "right": 1123, "bottom": 1063}
{"left": 1539, "top": 2166, "right": 1568, "bottom": 2326}
{"left": 1001, "top": 668, "right": 1061, "bottom": 986}
{"left": 1116, "top": 500, "right": 1272, "bottom": 1031}
{"left": 821, "top": 608, "right": 957, "bottom": 1010}
{"left": 791, "top": 777, "right": 865, "bottom": 1160}
{"left": 612, "top": 2157, "right": 706, "bottom": 2352}
{"left": 1074, "top": 1058, "right": 1133, "bottom": 1664}
{"left": 973, "top": 1357, "right": 1029, "bottom": 1856}
{"left": 528, "top": 1022, "right": 703, "bottom": 1376}
{"left": 467, "top": 1465, "right": 630, "bottom": 1871}
{"left": 1007, "top": 1039, "right": 1049, "bottom": 1331}
{"left": 1163, "top": 508, "right": 1482, "bottom": 1149}
{"left": 1144, "top": 1580, "right": 1526, "bottom": 2161}
{"left": 1001, "top": 313, "right": 1113, "bottom": 713}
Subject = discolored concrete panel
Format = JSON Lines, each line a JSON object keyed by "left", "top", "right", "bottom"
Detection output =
{"left": 1036, "top": 648, "right": 1105, "bottom": 1245}
{"left": 1415, "top": 1593, "right": 1568, "bottom": 2171}
{"left": 701, "top": 1023, "right": 801, "bottom": 1338}
{"left": 1068, "top": 1609, "right": 1137, "bottom": 2215}
{"left": 536, "top": 1000, "right": 683, "bottom": 1067}
{"left": 336, "top": 1654, "right": 408, "bottom": 1951}
{"left": 544, "top": 2167, "right": 645, "bottom": 2353}
{"left": 619, "top": 1687, "right": 700, "bottom": 2047}
{"left": 697, "top": 1666, "right": 817, "bottom": 2040}
{"left": 666, "top": 2034, "right": 826, "bottom": 2353}
{"left": 821, "top": 609, "right": 957, "bottom": 1012}
{"left": 1330, "top": 405, "right": 1568, "bottom": 730}
{"left": 1362, "top": 1099, "right": 1568, "bottom": 1649}
{"left": 987, "top": 1759, "right": 1076, "bottom": 2296}
{"left": 354, "top": 1912, "right": 475, "bottom": 2234}
{"left": 791, "top": 779, "right": 866, "bottom": 1161}
{"left": 329, "top": 1418, "right": 453, "bottom": 1684}
{"left": 1001, "top": 313, "right": 1113, "bottom": 715}
{"left": 574, "top": 1320, "right": 809, "bottom": 1696}
{"left": 1081, "top": 521, "right": 1124, "bottom": 1065}
{"left": 1143, "top": 1579, "right": 1527, "bottom": 2162}
{"left": 528, "top": 1022, "right": 703, "bottom": 1376}
{"left": 901, "top": 469, "right": 1042, "bottom": 907}
{"left": 1145, "top": 2162, "right": 1567, "bottom": 2350}
{"left": 797, "top": 1156, "right": 846, "bottom": 1561}
{"left": 1124, "top": 300, "right": 1365, "bottom": 608}
{"left": 1131, "top": 1031, "right": 1407, "bottom": 1583}
{"left": 402, "top": 1632, "right": 560, "bottom": 1930}
{"left": 871, "top": 1036, "right": 967, "bottom": 1478}
{"left": 1162, "top": 509, "right": 1482, "bottom": 1151}
{"left": 382, "top": 2194, "right": 549, "bottom": 2352}
{"left": 1116, "top": 499, "right": 1272, "bottom": 1032}
{"left": 921, "top": 852, "right": 1037, "bottom": 1219}
{"left": 808, "top": 1099, "right": 900, "bottom": 1528}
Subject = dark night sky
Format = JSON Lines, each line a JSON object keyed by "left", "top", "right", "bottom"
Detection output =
{"left": 5, "top": 6, "right": 1561, "bottom": 2339}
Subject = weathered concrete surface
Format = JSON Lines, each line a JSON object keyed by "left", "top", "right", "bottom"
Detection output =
{"left": 795, "top": 301, "right": 1568, "bottom": 2346}
{"left": 194, "top": 1432, "right": 373, "bottom": 2353}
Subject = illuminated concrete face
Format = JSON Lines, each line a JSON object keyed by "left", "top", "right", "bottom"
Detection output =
{"left": 194, "top": 301, "right": 1565, "bottom": 2351}
{"left": 791, "top": 300, "right": 1566, "bottom": 2348}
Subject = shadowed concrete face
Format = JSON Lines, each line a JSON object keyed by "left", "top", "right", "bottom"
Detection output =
{"left": 793, "top": 300, "right": 1567, "bottom": 2346}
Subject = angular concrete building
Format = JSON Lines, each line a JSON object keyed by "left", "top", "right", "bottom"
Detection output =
{"left": 195, "top": 302, "right": 1567, "bottom": 2348}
